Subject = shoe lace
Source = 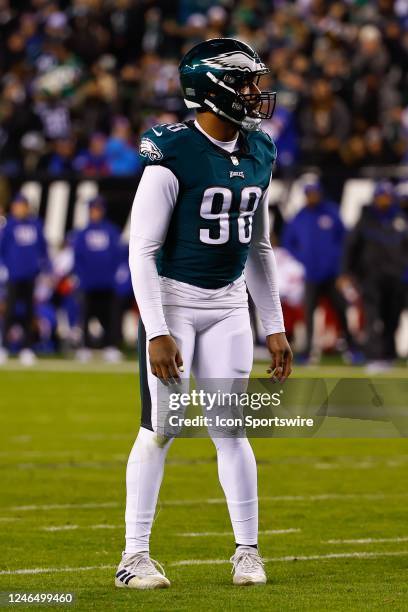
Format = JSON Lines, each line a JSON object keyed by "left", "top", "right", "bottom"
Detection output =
{"left": 125, "top": 553, "right": 167, "bottom": 577}
{"left": 230, "top": 550, "right": 264, "bottom": 574}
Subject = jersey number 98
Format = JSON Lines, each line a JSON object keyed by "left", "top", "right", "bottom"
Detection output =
{"left": 199, "top": 186, "right": 263, "bottom": 245}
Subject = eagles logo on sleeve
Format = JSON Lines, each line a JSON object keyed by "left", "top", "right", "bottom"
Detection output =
{"left": 139, "top": 137, "right": 163, "bottom": 162}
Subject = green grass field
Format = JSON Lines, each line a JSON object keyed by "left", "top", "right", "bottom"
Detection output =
{"left": 1, "top": 361, "right": 408, "bottom": 611}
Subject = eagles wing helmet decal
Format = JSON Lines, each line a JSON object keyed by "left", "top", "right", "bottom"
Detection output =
{"left": 200, "top": 51, "right": 265, "bottom": 72}
{"left": 140, "top": 137, "right": 163, "bottom": 161}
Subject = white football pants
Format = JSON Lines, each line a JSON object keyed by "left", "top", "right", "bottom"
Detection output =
{"left": 125, "top": 305, "right": 258, "bottom": 553}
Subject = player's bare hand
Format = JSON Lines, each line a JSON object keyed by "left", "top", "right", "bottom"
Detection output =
{"left": 149, "top": 335, "right": 184, "bottom": 384}
{"left": 266, "top": 332, "right": 293, "bottom": 383}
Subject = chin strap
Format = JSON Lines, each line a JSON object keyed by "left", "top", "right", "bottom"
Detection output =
{"left": 202, "top": 98, "right": 261, "bottom": 131}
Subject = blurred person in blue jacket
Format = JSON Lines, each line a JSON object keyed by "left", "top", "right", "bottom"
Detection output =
{"left": 283, "top": 179, "right": 357, "bottom": 363}
{"left": 73, "top": 196, "right": 122, "bottom": 362}
{"left": 73, "top": 132, "right": 111, "bottom": 177}
{"left": 0, "top": 193, "right": 49, "bottom": 365}
{"left": 262, "top": 98, "right": 299, "bottom": 173}
{"left": 46, "top": 137, "right": 77, "bottom": 175}
{"left": 341, "top": 181, "right": 408, "bottom": 371}
{"left": 112, "top": 243, "right": 136, "bottom": 348}
{"left": 105, "top": 117, "right": 141, "bottom": 176}
{"left": 50, "top": 232, "right": 81, "bottom": 351}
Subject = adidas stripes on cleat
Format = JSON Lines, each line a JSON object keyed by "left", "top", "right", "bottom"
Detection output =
{"left": 115, "top": 552, "right": 170, "bottom": 590}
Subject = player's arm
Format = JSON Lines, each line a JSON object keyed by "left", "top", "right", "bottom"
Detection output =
{"left": 129, "top": 165, "right": 183, "bottom": 382}
{"left": 244, "top": 186, "right": 293, "bottom": 382}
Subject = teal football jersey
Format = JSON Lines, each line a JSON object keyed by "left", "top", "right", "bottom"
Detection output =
{"left": 139, "top": 121, "right": 276, "bottom": 289}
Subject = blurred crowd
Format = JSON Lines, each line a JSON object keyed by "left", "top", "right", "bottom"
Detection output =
{"left": 1, "top": 0, "right": 408, "bottom": 176}
{"left": 0, "top": 181, "right": 407, "bottom": 370}
{"left": 1, "top": 0, "right": 408, "bottom": 369}
{"left": 278, "top": 177, "right": 408, "bottom": 371}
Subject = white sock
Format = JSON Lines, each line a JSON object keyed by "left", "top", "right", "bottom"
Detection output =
{"left": 125, "top": 427, "right": 173, "bottom": 554}
{"left": 213, "top": 437, "right": 258, "bottom": 546}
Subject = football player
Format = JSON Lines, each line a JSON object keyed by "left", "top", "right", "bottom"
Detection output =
{"left": 115, "top": 38, "right": 293, "bottom": 590}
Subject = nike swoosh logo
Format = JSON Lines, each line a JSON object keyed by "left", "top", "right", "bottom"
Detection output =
{"left": 152, "top": 127, "right": 162, "bottom": 136}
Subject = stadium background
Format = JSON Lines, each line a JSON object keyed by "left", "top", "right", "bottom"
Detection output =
{"left": 1, "top": 0, "right": 408, "bottom": 360}
{"left": 1, "top": 1, "right": 408, "bottom": 610}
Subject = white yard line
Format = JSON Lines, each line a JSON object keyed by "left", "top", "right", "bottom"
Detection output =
{"left": 42, "top": 524, "right": 119, "bottom": 532}
{"left": 0, "top": 565, "right": 115, "bottom": 576}
{"left": 1, "top": 550, "right": 407, "bottom": 576}
{"left": 3, "top": 492, "right": 408, "bottom": 513}
{"left": 0, "top": 359, "right": 138, "bottom": 373}
{"left": 42, "top": 526, "right": 79, "bottom": 532}
{"left": 325, "top": 536, "right": 408, "bottom": 544}
{"left": 258, "top": 493, "right": 408, "bottom": 502}
{"left": 7, "top": 502, "right": 119, "bottom": 511}
{"left": 4, "top": 458, "right": 405, "bottom": 472}
{"left": 314, "top": 462, "right": 377, "bottom": 470}
{"left": 158, "top": 493, "right": 408, "bottom": 507}
{"left": 172, "top": 550, "right": 408, "bottom": 567}
{"left": 1, "top": 357, "right": 407, "bottom": 376}
{"left": 177, "top": 529, "right": 300, "bottom": 537}
{"left": 163, "top": 492, "right": 408, "bottom": 505}
{"left": 39, "top": 526, "right": 299, "bottom": 535}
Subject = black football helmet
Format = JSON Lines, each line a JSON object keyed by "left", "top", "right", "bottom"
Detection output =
{"left": 179, "top": 38, "right": 276, "bottom": 131}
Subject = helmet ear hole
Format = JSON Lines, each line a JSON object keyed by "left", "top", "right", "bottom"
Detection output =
{"left": 224, "top": 74, "right": 235, "bottom": 84}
